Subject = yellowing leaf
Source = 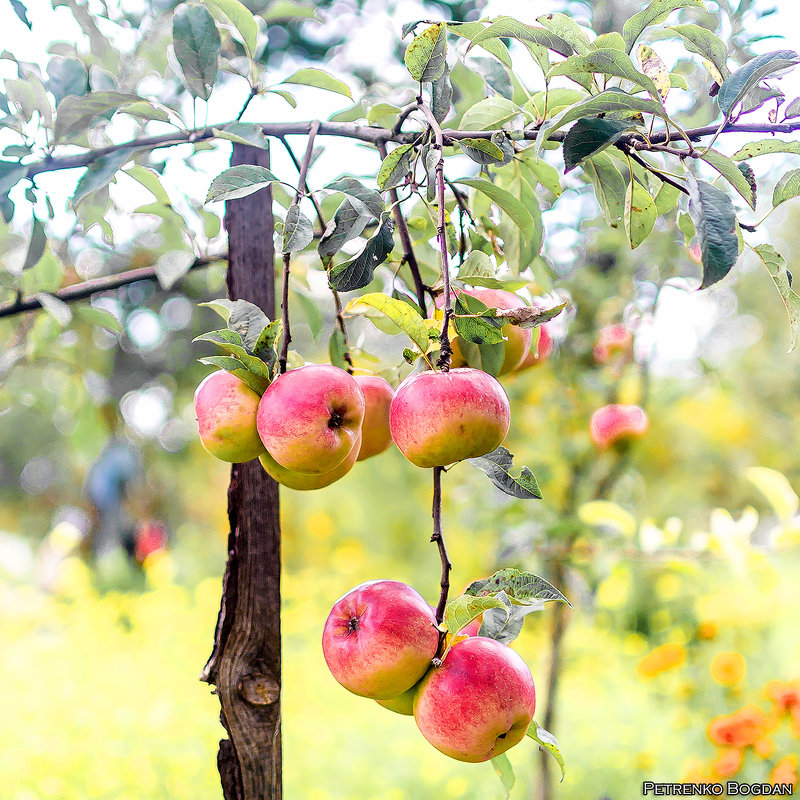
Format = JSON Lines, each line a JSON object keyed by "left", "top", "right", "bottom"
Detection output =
{"left": 636, "top": 44, "right": 670, "bottom": 101}
{"left": 745, "top": 467, "right": 799, "bottom": 522}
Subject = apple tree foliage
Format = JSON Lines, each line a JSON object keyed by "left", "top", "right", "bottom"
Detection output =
{"left": 3, "top": 0, "right": 800, "bottom": 795}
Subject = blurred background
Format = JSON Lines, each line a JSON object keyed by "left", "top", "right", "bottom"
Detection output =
{"left": 1, "top": 0, "right": 800, "bottom": 798}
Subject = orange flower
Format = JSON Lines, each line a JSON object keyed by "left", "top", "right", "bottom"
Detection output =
{"left": 753, "top": 736, "right": 774, "bottom": 758}
{"left": 711, "top": 652, "right": 746, "bottom": 686}
{"left": 708, "top": 706, "right": 767, "bottom": 747}
{"left": 771, "top": 755, "right": 797, "bottom": 789}
{"left": 765, "top": 679, "right": 800, "bottom": 714}
{"left": 637, "top": 643, "right": 686, "bottom": 678}
{"left": 696, "top": 622, "right": 718, "bottom": 641}
{"left": 711, "top": 748, "right": 743, "bottom": 777}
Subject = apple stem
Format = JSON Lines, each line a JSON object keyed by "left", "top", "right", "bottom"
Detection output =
{"left": 431, "top": 466, "right": 452, "bottom": 642}
{"left": 418, "top": 98, "right": 453, "bottom": 373}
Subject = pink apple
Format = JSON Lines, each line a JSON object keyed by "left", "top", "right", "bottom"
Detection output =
{"left": 390, "top": 368, "right": 510, "bottom": 468}
{"left": 516, "top": 324, "right": 554, "bottom": 371}
{"left": 256, "top": 364, "right": 365, "bottom": 475}
{"left": 437, "top": 288, "right": 532, "bottom": 375}
{"left": 322, "top": 580, "right": 440, "bottom": 700}
{"left": 258, "top": 432, "right": 361, "bottom": 490}
{"left": 353, "top": 375, "right": 394, "bottom": 461}
{"left": 194, "top": 370, "right": 265, "bottom": 463}
{"left": 592, "top": 324, "right": 633, "bottom": 364}
{"left": 413, "top": 636, "right": 536, "bottom": 762}
{"left": 589, "top": 404, "right": 649, "bottom": 449}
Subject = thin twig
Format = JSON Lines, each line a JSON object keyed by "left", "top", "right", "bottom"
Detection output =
{"left": 236, "top": 85, "right": 259, "bottom": 121}
{"left": 332, "top": 289, "right": 354, "bottom": 374}
{"left": 431, "top": 465, "right": 451, "bottom": 639}
{"left": 623, "top": 146, "right": 689, "bottom": 195}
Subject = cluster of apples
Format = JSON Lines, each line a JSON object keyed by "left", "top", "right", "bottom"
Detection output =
{"left": 194, "top": 359, "right": 514, "bottom": 486}
{"left": 322, "top": 579, "right": 536, "bottom": 763}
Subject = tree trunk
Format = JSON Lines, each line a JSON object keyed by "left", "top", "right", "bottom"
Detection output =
{"left": 201, "top": 143, "right": 282, "bottom": 800}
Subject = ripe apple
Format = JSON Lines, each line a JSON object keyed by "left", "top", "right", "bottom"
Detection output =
{"left": 376, "top": 685, "right": 417, "bottom": 716}
{"left": 353, "top": 375, "right": 394, "bottom": 461}
{"left": 256, "top": 364, "right": 365, "bottom": 475}
{"left": 589, "top": 404, "right": 649, "bottom": 449}
{"left": 515, "top": 324, "right": 554, "bottom": 371}
{"left": 437, "top": 288, "right": 531, "bottom": 375}
{"left": 258, "top": 432, "right": 361, "bottom": 490}
{"left": 390, "top": 368, "right": 510, "bottom": 468}
{"left": 194, "top": 370, "right": 265, "bottom": 463}
{"left": 413, "top": 636, "right": 536, "bottom": 762}
{"left": 322, "top": 580, "right": 440, "bottom": 700}
{"left": 592, "top": 324, "right": 633, "bottom": 364}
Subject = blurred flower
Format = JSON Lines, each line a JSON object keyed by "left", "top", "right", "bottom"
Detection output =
{"left": 637, "top": 642, "right": 685, "bottom": 678}
{"left": 711, "top": 652, "right": 746, "bottom": 686}
{"left": 696, "top": 621, "right": 718, "bottom": 640}
{"left": 593, "top": 323, "right": 633, "bottom": 364}
{"left": 765, "top": 680, "right": 800, "bottom": 715}
{"left": 707, "top": 507, "right": 759, "bottom": 573}
{"left": 771, "top": 756, "right": 797, "bottom": 789}
{"left": 710, "top": 747, "right": 743, "bottom": 777}
{"left": 753, "top": 736, "right": 774, "bottom": 758}
{"left": 708, "top": 706, "right": 768, "bottom": 747}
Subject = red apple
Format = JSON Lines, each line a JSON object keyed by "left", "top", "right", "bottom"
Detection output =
{"left": 413, "top": 636, "right": 536, "bottom": 762}
{"left": 322, "top": 580, "right": 440, "bottom": 700}
{"left": 589, "top": 404, "right": 649, "bottom": 449}
{"left": 376, "top": 685, "right": 417, "bottom": 716}
{"left": 516, "top": 324, "right": 554, "bottom": 371}
{"left": 592, "top": 324, "right": 633, "bottom": 364}
{"left": 390, "top": 368, "right": 510, "bottom": 468}
{"left": 256, "top": 364, "right": 365, "bottom": 475}
{"left": 353, "top": 375, "right": 394, "bottom": 461}
{"left": 259, "top": 432, "right": 361, "bottom": 490}
{"left": 436, "top": 288, "right": 531, "bottom": 375}
{"left": 194, "top": 370, "right": 265, "bottom": 463}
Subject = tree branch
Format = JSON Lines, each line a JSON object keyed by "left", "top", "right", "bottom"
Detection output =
{"left": 0, "top": 253, "right": 222, "bottom": 319}
{"left": 431, "top": 465, "right": 451, "bottom": 642}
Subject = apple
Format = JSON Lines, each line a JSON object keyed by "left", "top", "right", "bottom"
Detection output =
{"left": 256, "top": 364, "right": 365, "bottom": 475}
{"left": 353, "top": 375, "right": 394, "bottom": 461}
{"left": 413, "top": 636, "right": 536, "bottom": 763}
{"left": 592, "top": 324, "right": 633, "bottom": 364}
{"left": 436, "top": 288, "right": 531, "bottom": 375}
{"left": 390, "top": 368, "right": 510, "bottom": 468}
{"left": 322, "top": 580, "right": 440, "bottom": 700}
{"left": 258, "top": 432, "right": 361, "bottom": 490}
{"left": 589, "top": 404, "right": 649, "bottom": 449}
{"left": 515, "top": 324, "right": 554, "bottom": 371}
{"left": 376, "top": 685, "right": 417, "bottom": 716}
{"left": 194, "top": 370, "right": 265, "bottom": 463}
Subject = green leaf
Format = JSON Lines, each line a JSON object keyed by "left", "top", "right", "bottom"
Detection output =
{"left": 467, "top": 445, "right": 543, "bottom": 500}
{"left": 282, "top": 203, "right": 314, "bottom": 253}
{"left": 460, "top": 96, "right": 521, "bottom": 131}
{"left": 667, "top": 24, "right": 729, "bottom": 79}
{"left": 53, "top": 91, "right": 144, "bottom": 142}
{"left": 480, "top": 601, "right": 543, "bottom": 645}
{"left": 328, "top": 328, "right": 349, "bottom": 370}
{"left": 431, "top": 63, "right": 453, "bottom": 123}
{"left": 448, "top": 21, "right": 512, "bottom": 68}
{"left": 318, "top": 199, "right": 374, "bottom": 259}
{"left": 687, "top": 175, "right": 739, "bottom": 289}
{"left": 465, "top": 568, "right": 570, "bottom": 608}
{"left": 203, "top": 0, "right": 258, "bottom": 57}
{"left": 172, "top": 3, "right": 221, "bottom": 101}
{"left": 624, "top": 179, "right": 657, "bottom": 249}
{"left": 343, "top": 291, "right": 428, "bottom": 352}
{"left": 10, "top": 0, "right": 31, "bottom": 28}
{"left": 206, "top": 164, "right": 285, "bottom": 203}
{"left": 701, "top": 148, "right": 756, "bottom": 209}
{"left": 737, "top": 162, "right": 757, "bottom": 210}
{"left": 124, "top": 166, "right": 170, "bottom": 203}
{"left": 281, "top": 68, "right": 352, "bottom": 99}
{"left": 731, "top": 139, "right": 800, "bottom": 161}
{"left": 562, "top": 117, "right": 632, "bottom": 173}
{"left": 457, "top": 340, "right": 505, "bottom": 376}
{"left": 458, "top": 137, "right": 506, "bottom": 165}
{"left": 772, "top": 168, "right": 800, "bottom": 208}
{"left": 377, "top": 144, "right": 415, "bottom": 191}
{"left": 526, "top": 721, "right": 566, "bottom": 781}
{"left": 453, "top": 292, "right": 505, "bottom": 345}
{"left": 443, "top": 593, "right": 508, "bottom": 636}
{"left": 46, "top": 57, "right": 88, "bottom": 106}
{"left": 784, "top": 97, "right": 800, "bottom": 119}
{"left": 548, "top": 49, "right": 661, "bottom": 101}
{"left": 23, "top": 217, "right": 47, "bottom": 270}
{"left": 261, "top": 0, "right": 319, "bottom": 22}
{"left": 199, "top": 298, "right": 238, "bottom": 322}
{"left": 194, "top": 328, "right": 273, "bottom": 380}
{"left": 622, "top": 0, "right": 706, "bottom": 54}
{"left": 471, "top": 56, "right": 512, "bottom": 100}
{"left": 536, "top": 13, "right": 591, "bottom": 54}
{"left": 404, "top": 23, "right": 447, "bottom": 83}
{"left": 716, "top": 50, "right": 800, "bottom": 118}
{"left": 454, "top": 178, "right": 536, "bottom": 245}
{"left": 457, "top": 250, "right": 494, "bottom": 281}
{"left": 467, "top": 17, "right": 573, "bottom": 59}
{"left": 329, "top": 217, "right": 395, "bottom": 292}
{"left": 75, "top": 304, "right": 122, "bottom": 333}
{"left": 212, "top": 123, "right": 269, "bottom": 149}
{"left": 491, "top": 754, "right": 515, "bottom": 799}
{"left": 324, "top": 177, "right": 384, "bottom": 217}
{"left": 155, "top": 250, "right": 195, "bottom": 290}
{"left": 536, "top": 90, "right": 668, "bottom": 152}
{"left": 36, "top": 292, "right": 72, "bottom": 326}
{"left": 197, "top": 356, "right": 269, "bottom": 394}
{"left": 752, "top": 244, "right": 800, "bottom": 353}
{"left": 72, "top": 148, "right": 135, "bottom": 208}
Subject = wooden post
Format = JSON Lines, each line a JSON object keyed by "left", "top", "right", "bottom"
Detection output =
{"left": 201, "top": 143, "right": 282, "bottom": 800}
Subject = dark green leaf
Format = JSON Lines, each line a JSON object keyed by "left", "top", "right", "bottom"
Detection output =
{"left": 491, "top": 754, "right": 515, "bottom": 799}
{"left": 480, "top": 601, "right": 542, "bottom": 644}
{"left": 453, "top": 292, "right": 505, "bottom": 344}
{"left": 668, "top": 24, "right": 728, "bottom": 79}
{"left": 401, "top": 20, "right": 423, "bottom": 38}
{"left": 47, "top": 57, "right": 88, "bottom": 106}
{"left": 470, "top": 56, "right": 512, "bottom": 100}
{"left": 204, "top": 0, "right": 258, "bottom": 57}
{"left": 526, "top": 721, "right": 566, "bottom": 781}
{"left": 737, "top": 162, "right": 757, "bottom": 209}
{"left": 328, "top": 328, "right": 349, "bottom": 370}
{"left": 467, "top": 445, "right": 543, "bottom": 500}
{"left": 753, "top": 244, "right": 800, "bottom": 353}
{"left": 772, "top": 168, "right": 800, "bottom": 208}
{"left": 700, "top": 148, "right": 756, "bottom": 209}
{"left": 318, "top": 199, "right": 374, "bottom": 259}
{"left": 72, "top": 148, "right": 135, "bottom": 208}
{"left": 562, "top": 117, "right": 632, "bottom": 173}
{"left": 717, "top": 50, "right": 800, "bottom": 117}
{"left": 377, "top": 144, "right": 414, "bottom": 191}
{"left": 329, "top": 216, "right": 395, "bottom": 292}
{"left": 466, "top": 568, "right": 570, "bottom": 607}
{"left": 687, "top": 175, "right": 739, "bottom": 289}
{"left": 197, "top": 355, "right": 269, "bottom": 394}
{"left": 457, "top": 340, "right": 505, "bottom": 375}
{"left": 431, "top": 62, "right": 453, "bottom": 123}
{"left": 404, "top": 22, "right": 447, "bottom": 83}
{"left": 324, "top": 177, "right": 384, "bottom": 217}
{"left": 622, "top": 0, "right": 706, "bottom": 53}
{"left": 548, "top": 49, "right": 661, "bottom": 101}
{"left": 23, "top": 217, "right": 47, "bottom": 270}
{"left": 454, "top": 178, "right": 536, "bottom": 244}
{"left": 468, "top": 17, "right": 573, "bottom": 59}
{"left": 282, "top": 203, "right": 314, "bottom": 253}
{"left": 206, "top": 164, "right": 284, "bottom": 203}
{"left": 172, "top": 3, "right": 221, "bottom": 101}
{"left": 458, "top": 137, "right": 506, "bottom": 165}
